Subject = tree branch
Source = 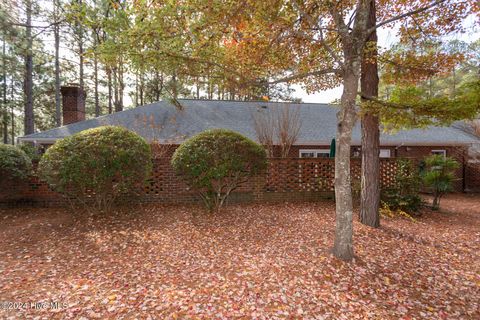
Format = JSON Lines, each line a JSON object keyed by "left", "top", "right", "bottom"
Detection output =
{"left": 147, "top": 49, "right": 340, "bottom": 86}
{"left": 266, "top": 68, "right": 340, "bottom": 85}
{"left": 292, "top": 0, "right": 343, "bottom": 66}
{"left": 8, "top": 19, "right": 66, "bottom": 29}
{"left": 329, "top": 2, "right": 349, "bottom": 41}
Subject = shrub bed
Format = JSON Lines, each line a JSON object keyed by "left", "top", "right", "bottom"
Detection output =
{"left": 171, "top": 129, "right": 267, "bottom": 212}
{"left": 38, "top": 126, "right": 152, "bottom": 211}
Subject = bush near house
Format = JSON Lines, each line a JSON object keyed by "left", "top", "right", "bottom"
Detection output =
{"left": 18, "top": 143, "right": 42, "bottom": 162}
{"left": 171, "top": 129, "right": 267, "bottom": 212}
{"left": 38, "top": 126, "right": 152, "bottom": 211}
{"left": 0, "top": 144, "right": 32, "bottom": 181}
{"left": 382, "top": 159, "right": 423, "bottom": 215}
{"left": 422, "top": 155, "right": 459, "bottom": 210}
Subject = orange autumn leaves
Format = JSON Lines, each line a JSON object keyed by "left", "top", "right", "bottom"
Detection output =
{"left": 381, "top": 48, "right": 463, "bottom": 85}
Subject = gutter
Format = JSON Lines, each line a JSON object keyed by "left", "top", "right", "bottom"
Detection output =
{"left": 295, "top": 141, "right": 476, "bottom": 147}
{"left": 17, "top": 137, "right": 60, "bottom": 144}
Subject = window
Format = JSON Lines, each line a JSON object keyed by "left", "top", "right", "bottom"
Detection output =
{"left": 431, "top": 149, "right": 446, "bottom": 157}
{"left": 379, "top": 149, "right": 391, "bottom": 158}
{"left": 299, "top": 149, "right": 330, "bottom": 158}
{"left": 316, "top": 152, "right": 330, "bottom": 158}
{"left": 300, "top": 151, "right": 315, "bottom": 158}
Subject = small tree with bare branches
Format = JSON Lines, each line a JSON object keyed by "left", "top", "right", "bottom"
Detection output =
{"left": 276, "top": 104, "right": 301, "bottom": 158}
{"left": 252, "top": 109, "right": 275, "bottom": 157}
{"left": 252, "top": 104, "right": 301, "bottom": 158}
{"left": 129, "top": 112, "right": 185, "bottom": 159}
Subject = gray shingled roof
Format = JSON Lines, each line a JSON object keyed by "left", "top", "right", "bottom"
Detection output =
{"left": 19, "top": 99, "right": 480, "bottom": 146}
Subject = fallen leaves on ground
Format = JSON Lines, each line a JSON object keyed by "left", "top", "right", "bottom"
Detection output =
{"left": 0, "top": 194, "right": 479, "bottom": 319}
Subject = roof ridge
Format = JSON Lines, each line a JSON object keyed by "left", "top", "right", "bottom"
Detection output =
{"left": 174, "top": 98, "right": 335, "bottom": 105}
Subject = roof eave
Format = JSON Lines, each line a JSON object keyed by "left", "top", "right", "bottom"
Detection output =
{"left": 17, "top": 137, "right": 59, "bottom": 144}
{"left": 294, "top": 140, "right": 477, "bottom": 147}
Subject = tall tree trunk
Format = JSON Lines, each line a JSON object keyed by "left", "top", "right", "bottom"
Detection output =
{"left": 2, "top": 38, "right": 8, "bottom": 143}
{"left": 107, "top": 66, "right": 112, "bottom": 114}
{"left": 3, "top": 112, "right": 7, "bottom": 144}
{"left": 172, "top": 72, "right": 178, "bottom": 99}
{"left": 207, "top": 72, "right": 213, "bottom": 99}
{"left": 134, "top": 71, "right": 139, "bottom": 107}
{"left": 139, "top": 72, "right": 144, "bottom": 105}
{"left": 24, "top": 0, "right": 34, "bottom": 135}
{"left": 332, "top": 68, "right": 358, "bottom": 262}
{"left": 93, "top": 46, "right": 99, "bottom": 116}
{"left": 452, "top": 66, "right": 456, "bottom": 97}
{"left": 92, "top": 0, "right": 100, "bottom": 117}
{"left": 196, "top": 77, "right": 200, "bottom": 99}
{"left": 77, "top": 0, "right": 84, "bottom": 89}
{"left": 10, "top": 76, "right": 15, "bottom": 144}
{"left": 360, "top": 0, "right": 380, "bottom": 228}
{"left": 428, "top": 77, "right": 433, "bottom": 98}
{"left": 118, "top": 59, "right": 124, "bottom": 111}
{"left": 155, "top": 71, "right": 160, "bottom": 101}
{"left": 54, "top": 0, "right": 61, "bottom": 126}
{"left": 154, "top": 70, "right": 163, "bottom": 101}
{"left": 113, "top": 66, "right": 119, "bottom": 112}
{"left": 332, "top": 0, "right": 372, "bottom": 260}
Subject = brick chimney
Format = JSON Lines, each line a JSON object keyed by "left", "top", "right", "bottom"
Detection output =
{"left": 61, "top": 85, "right": 86, "bottom": 125}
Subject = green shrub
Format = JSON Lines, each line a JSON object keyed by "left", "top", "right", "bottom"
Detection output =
{"left": 0, "top": 144, "right": 32, "bottom": 181}
{"left": 422, "top": 155, "right": 459, "bottom": 210}
{"left": 171, "top": 129, "right": 267, "bottom": 212}
{"left": 38, "top": 126, "right": 152, "bottom": 211}
{"left": 18, "top": 143, "right": 42, "bottom": 162}
{"left": 382, "top": 159, "right": 422, "bottom": 214}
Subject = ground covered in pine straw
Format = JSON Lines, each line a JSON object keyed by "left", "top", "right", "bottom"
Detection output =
{"left": 1, "top": 194, "right": 479, "bottom": 320}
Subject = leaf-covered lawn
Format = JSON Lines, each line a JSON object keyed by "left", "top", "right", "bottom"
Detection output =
{"left": 1, "top": 195, "right": 479, "bottom": 319}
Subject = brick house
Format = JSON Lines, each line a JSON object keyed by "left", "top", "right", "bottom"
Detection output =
{"left": 20, "top": 85, "right": 479, "bottom": 160}
{"left": 15, "top": 86, "right": 480, "bottom": 201}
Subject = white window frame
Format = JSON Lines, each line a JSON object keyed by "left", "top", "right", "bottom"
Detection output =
{"left": 379, "top": 149, "right": 391, "bottom": 158}
{"left": 431, "top": 149, "right": 447, "bottom": 157}
{"left": 299, "top": 149, "right": 331, "bottom": 158}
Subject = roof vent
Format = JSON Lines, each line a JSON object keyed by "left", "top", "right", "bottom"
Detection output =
{"left": 260, "top": 105, "right": 268, "bottom": 109}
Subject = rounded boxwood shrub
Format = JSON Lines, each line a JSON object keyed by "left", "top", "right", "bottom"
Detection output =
{"left": 0, "top": 144, "right": 32, "bottom": 181}
{"left": 171, "top": 129, "right": 267, "bottom": 212}
{"left": 38, "top": 126, "right": 152, "bottom": 211}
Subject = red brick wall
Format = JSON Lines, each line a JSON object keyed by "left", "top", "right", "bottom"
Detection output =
{"left": 61, "top": 86, "right": 86, "bottom": 125}
{"left": 395, "top": 146, "right": 467, "bottom": 191}
{"left": 466, "top": 163, "right": 480, "bottom": 192}
{"left": 1, "top": 145, "right": 475, "bottom": 207}
{"left": 145, "top": 143, "right": 467, "bottom": 164}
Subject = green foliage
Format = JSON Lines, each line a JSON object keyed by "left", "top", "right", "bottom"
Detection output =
{"left": 18, "top": 143, "right": 41, "bottom": 162}
{"left": 0, "top": 144, "right": 32, "bottom": 181}
{"left": 171, "top": 129, "right": 267, "bottom": 212}
{"left": 382, "top": 159, "right": 423, "bottom": 214}
{"left": 374, "top": 39, "right": 480, "bottom": 131}
{"left": 422, "top": 155, "right": 459, "bottom": 210}
{"left": 364, "top": 80, "right": 480, "bottom": 131}
{"left": 38, "top": 126, "right": 152, "bottom": 211}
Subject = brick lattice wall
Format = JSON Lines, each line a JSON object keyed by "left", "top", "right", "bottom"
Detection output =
{"left": 2, "top": 143, "right": 477, "bottom": 207}
{"left": 0, "top": 157, "right": 445, "bottom": 207}
{"left": 465, "top": 163, "right": 480, "bottom": 192}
